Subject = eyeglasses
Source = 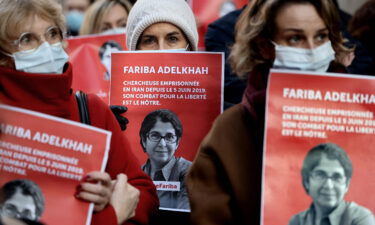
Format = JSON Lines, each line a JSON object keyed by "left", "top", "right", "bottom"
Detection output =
{"left": 310, "top": 170, "right": 346, "bottom": 185}
{"left": 1, "top": 203, "right": 35, "bottom": 221}
{"left": 147, "top": 131, "right": 177, "bottom": 144}
{"left": 12, "top": 26, "right": 64, "bottom": 51}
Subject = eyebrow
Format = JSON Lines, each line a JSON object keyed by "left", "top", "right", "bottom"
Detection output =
{"left": 281, "top": 28, "right": 328, "bottom": 33}
{"left": 166, "top": 31, "right": 181, "bottom": 36}
{"left": 140, "top": 35, "right": 155, "bottom": 39}
{"left": 141, "top": 31, "right": 182, "bottom": 39}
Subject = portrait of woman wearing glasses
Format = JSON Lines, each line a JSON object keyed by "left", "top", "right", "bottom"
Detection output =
{"left": 139, "top": 109, "right": 192, "bottom": 210}
{"left": 289, "top": 143, "right": 374, "bottom": 225}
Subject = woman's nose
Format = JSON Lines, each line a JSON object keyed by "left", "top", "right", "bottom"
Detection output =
{"left": 39, "top": 34, "right": 48, "bottom": 43}
{"left": 322, "top": 177, "right": 335, "bottom": 188}
{"left": 158, "top": 137, "right": 167, "bottom": 146}
{"left": 305, "top": 39, "right": 316, "bottom": 49}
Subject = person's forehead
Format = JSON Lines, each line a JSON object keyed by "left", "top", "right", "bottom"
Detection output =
{"left": 16, "top": 15, "right": 55, "bottom": 35}
{"left": 102, "top": 3, "right": 128, "bottom": 22}
{"left": 275, "top": 3, "right": 326, "bottom": 32}
{"left": 312, "top": 155, "right": 345, "bottom": 174}
{"left": 143, "top": 22, "right": 183, "bottom": 36}
{"left": 150, "top": 120, "right": 175, "bottom": 132}
{"left": 66, "top": 0, "right": 90, "bottom": 8}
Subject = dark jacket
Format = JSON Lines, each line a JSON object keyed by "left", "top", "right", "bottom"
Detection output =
{"left": 205, "top": 7, "right": 246, "bottom": 109}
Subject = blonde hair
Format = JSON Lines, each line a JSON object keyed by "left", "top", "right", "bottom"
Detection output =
{"left": 229, "top": 0, "right": 351, "bottom": 79}
{"left": 79, "top": 0, "right": 132, "bottom": 35}
{"left": 0, "top": 0, "right": 65, "bottom": 68}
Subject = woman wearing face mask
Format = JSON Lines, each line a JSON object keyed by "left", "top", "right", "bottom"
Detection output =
{"left": 0, "top": 0, "right": 159, "bottom": 224}
{"left": 125, "top": 0, "right": 198, "bottom": 51}
{"left": 79, "top": 0, "right": 132, "bottom": 35}
{"left": 64, "top": 0, "right": 94, "bottom": 36}
{"left": 186, "top": 0, "right": 354, "bottom": 224}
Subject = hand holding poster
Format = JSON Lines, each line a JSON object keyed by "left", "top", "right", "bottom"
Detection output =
{"left": 262, "top": 70, "right": 375, "bottom": 225}
{"left": 110, "top": 52, "right": 223, "bottom": 211}
{"left": 0, "top": 104, "right": 111, "bottom": 225}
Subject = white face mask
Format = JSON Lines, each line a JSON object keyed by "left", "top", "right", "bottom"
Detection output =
{"left": 272, "top": 41, "right": 335, "bottom": 72}
{"left": 101, "top": 27, "right": 126, "bottom": 35}
{"left": 13, "top": 42, "right": 69, "bottom": 74}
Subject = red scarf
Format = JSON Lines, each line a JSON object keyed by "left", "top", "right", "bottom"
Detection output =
{"left": 0, "top": 63, "right": 73, "bottom": 118}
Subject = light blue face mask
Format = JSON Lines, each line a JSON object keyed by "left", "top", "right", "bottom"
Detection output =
{"left": 272, "top": 41, "right": 336, "bottom": 72}
{"left": 65, "top": 10, "right": 84, "bottom": 34}
{"left": 12, "top": 42, "right": 69, "bottom": 74}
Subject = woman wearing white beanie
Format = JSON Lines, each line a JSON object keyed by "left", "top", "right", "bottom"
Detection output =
{"left": 125, "top": 0, "right": 198, "bottom": 51}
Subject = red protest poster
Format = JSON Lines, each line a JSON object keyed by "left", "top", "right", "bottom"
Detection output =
{"left": 189, "top": 0, "right": 247, "bottom": 49}
{"left": 66, "top": 33, "right": 127, "bottom": 104}
{"left": 110, "top": 52, "right": 223, "bottom": 211}
{"left": 0, "top": 104, "right": 111, "bottom": 225}
{"left": 262, "top": 70, "right": 375, "bottom": 224}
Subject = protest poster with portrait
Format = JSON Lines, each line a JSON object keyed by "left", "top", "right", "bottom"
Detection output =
{"left": 0, "top": 104, "right": 111, "bottom": 225}
{"left": 66, "top": 33, "right": 127, "bottom": 104}
{"left": 262, "top": 70, "right": 375, "bottom": 224}
{"left": 110, "top": 51, "right": 223, "bottom": 211}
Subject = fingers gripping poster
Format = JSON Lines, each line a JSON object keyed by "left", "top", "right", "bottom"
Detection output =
{"left": 0, "top": 104, "right": 111, "bottom": 225}
{"left": 110, "top": 52, "right": 223, "bottom": 211}
{"left": 262, "top": 70, "right": 375, "bottom": 225}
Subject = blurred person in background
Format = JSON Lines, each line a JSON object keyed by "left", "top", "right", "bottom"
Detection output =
{"left": 63, "top": 0, "right": 95, "bottom": 36}
{"left": 186, "top": 0, "right": 354, "bottom": 224}
{"left": 348, "top": 0, "right": 375, "bottom": 75}
{"left": 79, "top": 0, "right": 133, "bottom": 131}
{"left": 0, "top": 0, "right": 158, "bottom": 224}
{"left": 79, "top": 0, "right": 132, "bottom": 35}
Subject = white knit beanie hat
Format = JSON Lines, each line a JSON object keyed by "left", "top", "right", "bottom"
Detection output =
{"left": 126, "top": 0, "right": 198, "bottom": 51}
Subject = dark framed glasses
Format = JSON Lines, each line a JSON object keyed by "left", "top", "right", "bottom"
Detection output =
{"left": 147, "top": 131, "right": 177, "bottom": 144}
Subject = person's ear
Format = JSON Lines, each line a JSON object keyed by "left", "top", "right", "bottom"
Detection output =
{"left": 303, "top": 179, "right": 310, "bottom": 193}
{"left": 344, "top": 178, "right": 351, "bottom": 193}
{"left": 175, "top": 138, "right": 181, "bottom": 149}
